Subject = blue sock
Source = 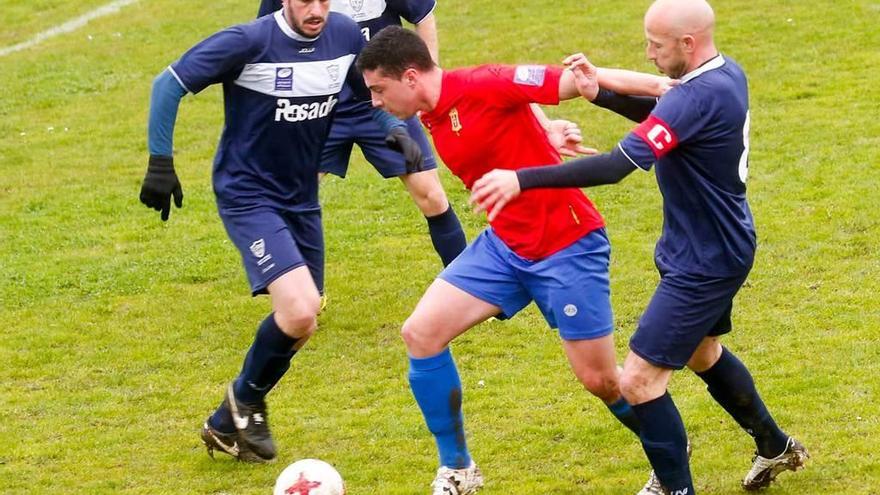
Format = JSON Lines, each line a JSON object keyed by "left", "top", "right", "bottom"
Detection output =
{"left": 408, "top": 348, "right": 472, "bottom": 468}
{"left": 210, "top": 313, "right": 298, "bottom": 433}
{"left": 696, "top": 347, "right": 788, "bottom": 458}
{"left": 607, "top": 397, "right": 641, "bottom": 436}
{"left": 426, "top": 206, "right": 466, "bottom": 267}
{"left": 632, "top": 393, "right": 694, "bottom": 494}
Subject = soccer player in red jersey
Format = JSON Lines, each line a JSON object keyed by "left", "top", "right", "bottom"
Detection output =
{"left": 357, "top": 26, "right": 672, "bottom": 494}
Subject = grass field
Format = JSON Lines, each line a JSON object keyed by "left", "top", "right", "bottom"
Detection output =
{"left": 1, "top": 0, "right": 879, "bottom": 493}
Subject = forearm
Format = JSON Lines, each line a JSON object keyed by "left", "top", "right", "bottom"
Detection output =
{"left": 516, "top": 146, "right": 636, "bottom": 189}
{"left": 596, "top": 67, "right": 669, "bottom": 97}
{"left": 591, "top": 88, "right": 657, "bottom": 123}
{"left": 370, "top": 108, "right": 406, "bottom": 134}
{"left": 148, "top": 69, "right": 187, "bottom": 156}
{"left": 414, "top": 13, "right": 440, "bottom": 64}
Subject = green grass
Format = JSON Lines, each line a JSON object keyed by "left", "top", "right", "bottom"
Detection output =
{"left": 1, "top": 0, "right": 879, "bottom": 493}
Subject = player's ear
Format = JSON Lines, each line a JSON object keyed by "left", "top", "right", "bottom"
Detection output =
{"left": 681, "top": 34, "right": 696, "bottom": 53}
{"left": 403, "top": 67, "right": 418, "bottom": 87}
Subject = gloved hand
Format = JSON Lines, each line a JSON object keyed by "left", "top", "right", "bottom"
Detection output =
{"left": 140, "top": 155, "right": 183, "bottom": 221}
{"left": 385, "top": 126, "right": 424, "bottom": 174}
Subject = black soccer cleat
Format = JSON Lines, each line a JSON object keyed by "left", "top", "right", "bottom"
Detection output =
{"left": 200, "top": 422, "right": 241, "bottom": 460}
{"left": 225, "top": 382, "right": 277, "bottom": 462}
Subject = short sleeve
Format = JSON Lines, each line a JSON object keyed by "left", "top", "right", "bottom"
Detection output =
{"left": 469, "top": 64, "right": 562, "bottom": 108}
{"left": 387, "top": 0, "right": 436, "bottom": 24}
{"left": 618, "top": 85, "right": 707, "bottom": 170}
{"left": 169, "top": 26, "right": 255, "bottom": 94}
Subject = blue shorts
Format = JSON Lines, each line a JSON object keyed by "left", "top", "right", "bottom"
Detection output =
{"left": 439, "top": 228, "right": 613, "bottom": 341}
{"left": 320, "top": 112, "right": 437, "bottom": 178}
{"left": 219, "top": 207, "right": 324, "bottom": 296}
{"left": 630, "top": 265, "right": 748, "bottom": 369}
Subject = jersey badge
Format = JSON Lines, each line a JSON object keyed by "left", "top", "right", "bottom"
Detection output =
{"left": 513, "top": 65, "right": 546, "bottom": 87}
{"left": 349, "top": 0, "right": 364, "bottom": 12}
{"left": 274, "top": 67, "right": 293, "bottom": 91}
{"left": 449, "top": 108, "right": 462, "bottom": 134}
{"left": 633, "top": 114, "right": 678, "bottom": 158}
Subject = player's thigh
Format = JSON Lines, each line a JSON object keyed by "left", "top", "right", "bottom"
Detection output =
{"left": 319, "top": 117, "right": 356, "bottom": 178}
{"left": 630, "top": 271, "right": 746, "bottom": 370}
{"left": 437, "top": 229, "right": 532, "bottom": 321}
{"left": 358, "top": 115, "right": 438, "bottom": 178}
{"left": 267, "top": 265, "right": 321, "bottom": 336}
{"left": 524, "top": 229, "right": 614, "bottom": 340}
{"left": 219, "top": 207, "right": 312, "bottom": 296}
{"left": 403, "top": 278, "right": 502, "bottom": 357}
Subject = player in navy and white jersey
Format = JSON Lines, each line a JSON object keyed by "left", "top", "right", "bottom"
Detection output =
{"left": 138, "top": 0, "right": 425, "bottom": 463}
{"left": 259, "top": 0, "right": 468, "bottom": 268}
{"left": 470, "top": 1, "right": 808, "bottom": 493}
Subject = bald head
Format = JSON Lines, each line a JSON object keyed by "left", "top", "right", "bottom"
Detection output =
{"left": 643, "top": 0, "right": 718, "bottom": 78}
{"left": 645, "top": 0, "right": 715, "bottom": 40}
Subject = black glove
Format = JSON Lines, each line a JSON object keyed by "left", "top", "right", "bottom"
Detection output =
{"left": 385, "top": 126, "right": 424, "bottom": 174}
{"left": 140, "top": 155, "right": 183, "bottom": 221}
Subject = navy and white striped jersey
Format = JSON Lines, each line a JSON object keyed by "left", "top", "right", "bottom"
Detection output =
{"left": 169, "top": 11, "right": 365, "bottom": 212}
{"left": 619, "top": 55, "right": 756, "bottom": 277}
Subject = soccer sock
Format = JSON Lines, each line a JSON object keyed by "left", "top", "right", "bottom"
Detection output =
{"left": 209, "top": 313, "right": 299, "bottom": 433}
{"left": 632, "top": 393, "right": 694, "bottom": 494}
{"left": 408, "top": 347, "right": 472, "bottom": 469}
{"left": 425, "top": 206, "right": 467, "bottom": 267}
{"left": 606, "top": 397, "right": 641, "bottom": 436}
{"left": 696, "top": 347, "right": 789, "bottom": 458}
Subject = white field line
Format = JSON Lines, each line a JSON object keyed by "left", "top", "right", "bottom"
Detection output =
{"left": 0, "top": 0, "right": 139, "bottom": 57}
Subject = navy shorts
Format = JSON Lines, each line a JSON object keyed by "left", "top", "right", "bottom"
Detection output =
{"left": 320, "top": 112, "right": 437, "bottom": 178}
{"left": 219, "top": 207, "right": 324, "bottom": 296}
{"left": 630, "top": 265, "right": 749, "bottom": 369}
{"left": 439, "top": 228, "right": 614, "bottom": 341}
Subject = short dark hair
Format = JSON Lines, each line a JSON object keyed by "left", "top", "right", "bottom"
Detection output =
{"left": 357, "top": 25, "right": 436, "bottom": 78}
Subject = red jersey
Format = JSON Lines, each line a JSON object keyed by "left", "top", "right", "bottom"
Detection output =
{"left": 420, "top": 64, "right": 605, "bottom": 260}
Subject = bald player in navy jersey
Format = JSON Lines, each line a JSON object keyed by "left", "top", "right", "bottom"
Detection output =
{"left": 259, "top": 0, "right": 467, "bottom": 268}
{"left": 139, "top": 0, "right": 425, "bottom": 463}
{"left": 470, "top": 1, "right": 808, "bottom": 493}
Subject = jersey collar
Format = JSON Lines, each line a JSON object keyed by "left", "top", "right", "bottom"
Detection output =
{"left": 680, "top": 54, "right": 725, "bottom": 84}
{"left": 274, "top": 9, "right": 322, "bottom": 42}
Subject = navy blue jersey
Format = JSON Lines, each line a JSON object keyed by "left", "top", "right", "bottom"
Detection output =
{"left": 169, "top": 11, "right": 365, "bottom": 212}
{"left": 619, "top": 55, "right": 756, "bottom": 277}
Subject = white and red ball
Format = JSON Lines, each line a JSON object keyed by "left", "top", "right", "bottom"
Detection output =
{"left": 273, "top": 459, "right": 346, "bottom": 495}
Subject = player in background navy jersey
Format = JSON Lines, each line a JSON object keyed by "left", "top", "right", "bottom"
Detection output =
{"left": 139, "top": 0, "right": 426, "bottom": 463}
{"left": 470, "top": 1, "right": 808, "bottom": 493}
{"left": 259, "top": 0, "right": 467, "bottom": 268}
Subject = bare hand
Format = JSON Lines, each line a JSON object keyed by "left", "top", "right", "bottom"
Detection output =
{"left": 563, "top": 52, "right": 600, "bottom": 101}
{"left": 469, "top": 169, "right": 521, "bottom": 221}
{"left": 546, "top": 119, "right": 599, "bottom": 157}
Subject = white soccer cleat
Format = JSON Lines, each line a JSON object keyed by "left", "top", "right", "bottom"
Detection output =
{"left": 742, "top": 437, "right": 809, "bottom": 491}
{"left": 431, "top": 462, "right": 484, "bottom": 495}
{"left": 637, "top": 470, "right": 669, "bottom": 495}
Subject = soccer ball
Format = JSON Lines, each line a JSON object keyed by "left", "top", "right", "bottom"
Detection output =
{"left": 273, "top": 459, "right": 346, "bottom": 495}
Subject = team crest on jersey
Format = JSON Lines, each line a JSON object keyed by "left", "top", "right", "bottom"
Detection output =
{"left": 274, "top": 67, "right": 293, "bottom": 91}
{"left": 349, "top": 0, "right": 364, "bottom": 12}
{"left": 449, "top": 108, "right": 462, "bottom": 134}
{"left": 513, "top": 65, "right": 545, "bottom": 87}
{"left": 326, "top": 64, "right": 340, "bottom": 82}
{"left": 250, "top": 239, "right": 266, "bottom": 258}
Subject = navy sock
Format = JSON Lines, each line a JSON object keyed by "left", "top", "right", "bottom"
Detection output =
{"left": 210, "top": 313, "right": 298, "bottom": 433}
{"left": 426, "top": 206, "right": 467, "bottom": 267}
{"left": 696, "top": 347, "right": 789, "bottom": 458}
{"left": 632, "top": 393, "right": 694, "bottom": 494}
{"left": 607, "top": 397, "right": 641, "bottom": 436}
{"left": 409, "top": 348, "right": 471, "bottom": 468}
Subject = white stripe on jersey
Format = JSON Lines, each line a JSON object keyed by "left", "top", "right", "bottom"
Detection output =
{"left": 234, "top": 54, "right": 356, "bottom": 98}
{"left": 331, "top": 0, "right": 387, "bottom": 23}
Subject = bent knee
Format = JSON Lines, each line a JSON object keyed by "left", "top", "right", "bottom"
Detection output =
{"left": 275, "top": 296, "right": 320, "bottom": 337}
{"left": 401, "top": 318, "right": 445, "bottom": 357}
{"left": 619, "top": 372, "right": 663, "bottom": 404}
{"left": 580, "top": 372, "right": 620, "bottom": 402}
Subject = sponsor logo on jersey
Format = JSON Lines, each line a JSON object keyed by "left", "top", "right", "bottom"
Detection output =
{"left": 513, "top": 65, "right": 546, "bottom": 87}
{"left": 274, "top": 95, "right": 338, "bottom": 122}
{"left": 274, "top": 67, "right": 294, "bottom": 91}
{"left": 449, "top": 108, "right": 462, "bottom": 134}
{"left": 633, "top": 114, "right": 678, "bottom": 158}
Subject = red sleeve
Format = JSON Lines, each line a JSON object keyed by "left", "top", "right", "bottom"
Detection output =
{"left": 468, "top": 64, "right": 563, "bottom": 107}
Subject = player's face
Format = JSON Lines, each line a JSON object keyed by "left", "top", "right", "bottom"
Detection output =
{"left": 284, "top": 0, "right": 330, "bottom": 38}
{"left": 645, "top": 30, "right": 688, "bottom": 79}
{"left": 362, "top": 68, "right": 420, "bottom": 119}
